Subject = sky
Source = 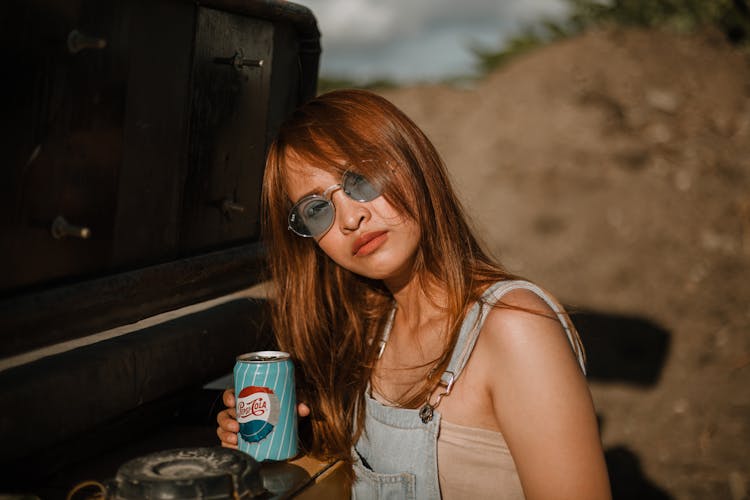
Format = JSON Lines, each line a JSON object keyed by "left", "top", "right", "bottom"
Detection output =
{"left": 295, "top": 0, "right": 571, "bottom": 84}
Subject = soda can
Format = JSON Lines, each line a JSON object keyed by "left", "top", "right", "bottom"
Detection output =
{"left": 234, "top": 351, "right": 298, "bottom": 461}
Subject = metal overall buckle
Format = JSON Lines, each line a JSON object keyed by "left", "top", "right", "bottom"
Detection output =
{"left": 419, "top": 371, "right": 455, "bottom": 424}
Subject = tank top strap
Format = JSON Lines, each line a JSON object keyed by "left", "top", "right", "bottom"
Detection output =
{"left": 439, "top": 280, "right": 585, "bottom": 388}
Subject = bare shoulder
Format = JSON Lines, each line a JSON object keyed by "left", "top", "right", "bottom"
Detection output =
{"left": 476, "top": 287, "right": 580, "bottom": 370}
{"left": 472, "top": 287, "right": 612, "bottom": 499}
{"left": 470, "top": 286, "right": 589, "bottom": 417}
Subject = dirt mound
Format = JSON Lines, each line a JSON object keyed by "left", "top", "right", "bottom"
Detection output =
{"left": 380, "top": 27, "right": 750, "bottom": 499}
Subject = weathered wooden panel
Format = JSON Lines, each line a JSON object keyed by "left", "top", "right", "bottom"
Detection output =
{"left": 0, "top": 298, "right": 275, "bottom": 469}
{"left": 0, "top": 242, "right": 265, "bottom": 358}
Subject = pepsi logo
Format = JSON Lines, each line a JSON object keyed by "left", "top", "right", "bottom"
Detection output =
{"left": 237, "top": 386, "right": 280, "bottom": 443}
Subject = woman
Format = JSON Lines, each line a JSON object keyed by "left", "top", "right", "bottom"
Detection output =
{"left": 217, "top": 89, "right": 611, "bottom": 499}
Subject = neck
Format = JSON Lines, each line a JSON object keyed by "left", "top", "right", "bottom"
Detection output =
{"left": 384, "top": 272, "right": 446, "bottom": 333}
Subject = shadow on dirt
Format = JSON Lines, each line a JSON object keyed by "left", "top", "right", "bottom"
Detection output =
{"left": 572, "top": 311, "right": 671, "bottom": 386}
{"left": 605, "top": 445, "right": 673, "bottom": 500}
{"left": 574, "top": 311, "right": 674, "bottom": 498}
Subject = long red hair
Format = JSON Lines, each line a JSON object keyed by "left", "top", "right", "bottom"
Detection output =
{"left": 261, "top": 89, "right": 579, "bottom": 475}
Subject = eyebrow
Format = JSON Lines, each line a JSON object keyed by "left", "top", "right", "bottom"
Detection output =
{"left": 288, "top": 163, "right": 348, "bottom": 203}
{"left": 293, "top": 180, "right": 339, "bottom": 204}
{"left": 292, "top": 184, "right": 324, "bottom": 203}
{"left": 297, "top": 186, "right": 325, "bottom": 200}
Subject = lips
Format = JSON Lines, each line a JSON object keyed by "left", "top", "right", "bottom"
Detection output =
{"left": 352, "top": 231, "right": 388, "bottom": 256}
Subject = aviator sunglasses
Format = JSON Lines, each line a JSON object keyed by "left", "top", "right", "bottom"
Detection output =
{"left": 288, "top": 170, "right": 382, "bottom": 238}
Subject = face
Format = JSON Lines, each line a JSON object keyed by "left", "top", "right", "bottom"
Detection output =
{"left": 285, "top": 160, "right": 421, "bottom": 287}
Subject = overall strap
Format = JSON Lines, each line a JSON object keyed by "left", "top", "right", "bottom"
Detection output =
{"left": 437, "top": 280, "right": 586, "bottom": 391}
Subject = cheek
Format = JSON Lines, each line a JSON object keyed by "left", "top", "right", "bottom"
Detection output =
{"left": 316, "top": 233, "right": 348, "bottom": 264}
{"left": 371, "top": 199, "right": 409, "bottom": 228}
{"left": 401, "top": 222, "right": 421, "bottom": 258}
{"left": 373, "top": 200, "right": 419, "bottom": 237}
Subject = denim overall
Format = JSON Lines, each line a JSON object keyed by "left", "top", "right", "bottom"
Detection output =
{"left": 351, "top": 280, "right": 585, "bottom": 499}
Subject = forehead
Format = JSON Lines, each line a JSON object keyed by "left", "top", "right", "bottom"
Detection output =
{"left": 283, "top": 157, "right": 342, "bottom": 202}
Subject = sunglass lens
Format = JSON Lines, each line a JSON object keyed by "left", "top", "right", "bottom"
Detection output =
{"left": 290, "top": 198, "right": 334, "bottom": 237}
{"left": 343, "top": 172, "right": 381, "bottom": 202}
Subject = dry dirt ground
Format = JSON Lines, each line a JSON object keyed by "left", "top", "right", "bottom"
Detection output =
{"left": 378, "top": 27, "right": 750, "bottom": 500}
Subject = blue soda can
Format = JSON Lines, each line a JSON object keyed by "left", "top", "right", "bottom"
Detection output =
{"left": 234, "top": 351, "right": 298, "bottom": 461}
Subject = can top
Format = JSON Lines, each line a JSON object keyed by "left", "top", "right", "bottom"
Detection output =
{"left": 236, "top": 350, "right": 290, "bottom": 363}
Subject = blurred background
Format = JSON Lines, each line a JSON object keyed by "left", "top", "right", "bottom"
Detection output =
{"left": 297, "top": 0, "right": 570, "bottom": 85}
{"left": 299, "top": 0, "right": 750, "bottom": 499}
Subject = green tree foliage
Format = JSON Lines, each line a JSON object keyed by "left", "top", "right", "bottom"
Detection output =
{"left": 472, "top": 0, "right": 750, "bottom": 75}
{"left": 566, "top": 0, "right": 750, "bottom": 38}
{"left": 317, "top": 76, "right": 399, "bottom": 94}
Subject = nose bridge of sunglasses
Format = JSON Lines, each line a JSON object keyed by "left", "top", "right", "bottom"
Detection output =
{"left": 321, "top": 183, "right": 342, "bottom": 200}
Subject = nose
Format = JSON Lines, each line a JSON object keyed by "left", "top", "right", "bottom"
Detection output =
{"left": 332, "top": 189, "right": 370, "bottom": 233}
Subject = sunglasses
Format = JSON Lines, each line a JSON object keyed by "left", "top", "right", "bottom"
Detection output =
{"left": 288, "top": 171, "right": 382, "bottom": 238}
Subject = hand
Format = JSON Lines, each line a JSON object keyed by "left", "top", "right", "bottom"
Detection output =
{"left": 216, "top": 388, "right": 311, "bottom": 448}
{"left": 217, "top": 388, "right": 239, "bottom": 448}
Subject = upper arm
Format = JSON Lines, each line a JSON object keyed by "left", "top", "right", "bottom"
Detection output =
{"left": 479, "top": 289, "right": 611, "bottom": 500}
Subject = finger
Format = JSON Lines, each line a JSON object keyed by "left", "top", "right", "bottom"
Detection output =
{"left": 219, "top": 434, "right": 237, "bottom": 450}
{"left": 222, "top": 388, "right": 235, "bottom": 408}
{"left": 216, "top": 426, "right": 238, "bottom": 446}
{"left": 217, "top": 410, "right": 239, "bottom": 433}
{"left": 297, "top": 403, "right": 311, "bottom": 418}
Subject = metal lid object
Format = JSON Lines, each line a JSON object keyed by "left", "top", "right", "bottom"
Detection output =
{"left": 112, "top": 447, "right": 264, "bottom": 499}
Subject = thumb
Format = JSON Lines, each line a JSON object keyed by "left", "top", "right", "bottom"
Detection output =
{"left": 297, "top": 402, "right": 311, "bottom": 417}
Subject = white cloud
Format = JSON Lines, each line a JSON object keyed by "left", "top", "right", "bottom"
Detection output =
{"left": 296, "top": 0, "right": 570, "bottom": 82}
{"left": 304, "top": 0, "right": 398, "bottom": 44}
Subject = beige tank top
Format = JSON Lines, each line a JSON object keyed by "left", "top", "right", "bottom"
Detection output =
{"left": 371, "top": 280, "right": 583, "bottom": 499}
{"left": 437, "top": 419, "right": 524, "bottom": 499}
{"left": 435, "top": 280, "right": 584, "bottom": 499}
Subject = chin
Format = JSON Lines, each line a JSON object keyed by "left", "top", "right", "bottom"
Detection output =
{"left": 356, "top": 256, "right": 416, "bottom": 283}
